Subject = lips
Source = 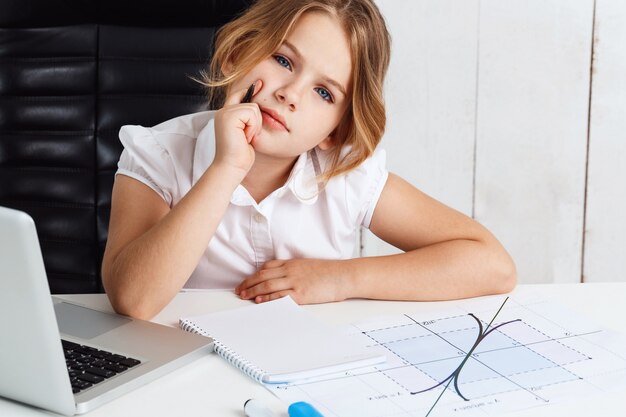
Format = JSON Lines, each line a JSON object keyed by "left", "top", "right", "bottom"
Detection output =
{"left": 259, "top": 106, "right": 289, "bottom": 131}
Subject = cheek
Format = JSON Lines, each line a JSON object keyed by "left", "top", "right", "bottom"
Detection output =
{"left": 229, "top": 60, "right": 276, "bottom": 93}
{"left": 314, "top": 105, "right": 345, "bottom": 131}
{"left": 250, "top": 59, "right": 280, "bottom": 82}
{"left": 301, "top": 113, "right": 340, "bottom": 144}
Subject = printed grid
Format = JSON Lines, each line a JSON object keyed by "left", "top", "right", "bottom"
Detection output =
{"left": 269, "top": 298, "right": 626, "bottom": 417}
{"left": 362, "top": 313, "right": 592, "bottom": 403}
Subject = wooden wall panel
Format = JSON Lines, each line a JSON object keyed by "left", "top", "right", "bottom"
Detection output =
{"left": 474, "top": 0, "right": 593, "bottom": 283}
{"left": 367, "top": 1, "right": 597, "bottom": 285}
{"left": 363, "top": 1, "right": 626, "bottom": 286}
{"left": 364, "top": 0, "right": 479, "bottom": 257}
{"left": 584, "top": 0, "right": 626, "bottom": 282}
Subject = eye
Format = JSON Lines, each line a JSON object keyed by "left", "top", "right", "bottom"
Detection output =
{"left": 273, "top": 54, "right": 292, "bottom": 70}
{"left": 315, "top": 87, "right": 334, "bottom": 103}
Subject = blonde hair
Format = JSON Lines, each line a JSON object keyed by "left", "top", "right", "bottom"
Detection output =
{"left": 199, "top": 0, "right": 391, "bottom": 180}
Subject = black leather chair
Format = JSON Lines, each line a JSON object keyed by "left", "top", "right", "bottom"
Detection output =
{"left": 0, "top": 0, "right": 251, "bottom": 293}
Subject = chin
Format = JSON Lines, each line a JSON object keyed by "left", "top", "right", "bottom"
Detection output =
{"left": 252, "top": 133, "right": 290, "bottom": 156}
{"left": 253, "top": 144, "right": 299, "bottom": 160}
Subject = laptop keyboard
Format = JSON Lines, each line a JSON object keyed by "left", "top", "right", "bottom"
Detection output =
{"left": 62, "top": 339, "right": 141, "bottom": 394}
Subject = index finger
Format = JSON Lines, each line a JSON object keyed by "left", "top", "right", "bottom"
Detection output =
{"left": 223, "top": 80, "right": 262, "bottom": 107}
{"left": 241, "top": 83, "right": 255, "bottom": 103}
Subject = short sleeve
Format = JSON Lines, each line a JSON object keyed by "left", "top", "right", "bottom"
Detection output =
{"left": 116, "top": 125, "right": 178, "bottom": 206}
{"left": 345, "top": 148, "right": 389, "bottom": 228}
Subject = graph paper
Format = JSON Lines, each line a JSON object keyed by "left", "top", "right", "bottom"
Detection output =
{"left": 268, "top": 295, "right": 626, "bottom": 417}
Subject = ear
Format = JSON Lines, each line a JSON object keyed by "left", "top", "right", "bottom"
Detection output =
{"left": 317, "top": 134, "right": 335, "bottom": 151}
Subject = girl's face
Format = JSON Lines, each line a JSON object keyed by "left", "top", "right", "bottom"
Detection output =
{"left": 230, "top": 11, "right": 352, "bottom": 159}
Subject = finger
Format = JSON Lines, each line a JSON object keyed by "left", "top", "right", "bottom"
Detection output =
{"left": 236, "top": 259, "right": 290, "bottom": 295}
{"left": 250, "top": 79, "right": 262, "bottom": 99}
{"left": 235, "top": 269, "right": 287, "bottom": 298}
{"left": 243, "top": 81, "right": 263, "bottom": 142}
{"left": 243, "top": 108, "right": 262, "bottom": 143}
{"left": 238, "top": 261, "right": 283, "bottom": 293}
{"left": 224, "top": 79, "right": 263, "bottom": 107}
{"left": 255, "top": 290, "right": 295, "bottom": 304}
{"left": 236, "top": 263, "right": 287, "bottom": 293}
{"left": 240, "top": 277, "right": 291, "bottom": 300}
{"left": 241, "top": 83, "right": 255, "bottom": 103}
{"left": 261, "top": 259, "right": 286, "bottom": 269}
{"left": 224, "top": 84, "right": 253, "bottom": 107}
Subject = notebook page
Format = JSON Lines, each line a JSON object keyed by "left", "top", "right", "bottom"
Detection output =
{"left": 180, "top": 296, "right": 385, "bottom": 382}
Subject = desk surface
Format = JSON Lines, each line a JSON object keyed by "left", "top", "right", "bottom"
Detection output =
{"left": 1, "top": 283, "right": 625, "bottom": 416}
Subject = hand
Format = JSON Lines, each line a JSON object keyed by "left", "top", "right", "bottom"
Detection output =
{"left": 235, "top": 259, "right": 351, "bottom": 304}
{"left": 212, "top": 80, "right": 263, "bottom": 176}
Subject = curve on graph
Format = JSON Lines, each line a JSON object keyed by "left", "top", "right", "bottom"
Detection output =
{"left": 410, "top": 311, "right": 521, "bottom": 401}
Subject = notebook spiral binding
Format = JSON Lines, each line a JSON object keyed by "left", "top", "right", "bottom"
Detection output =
{"left": 179, "top": 319, "right": 267, "bottom": 383}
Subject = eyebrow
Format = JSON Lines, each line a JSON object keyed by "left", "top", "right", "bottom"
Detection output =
{"left": 282, "top": 41, "right": 348, "bottom": 97}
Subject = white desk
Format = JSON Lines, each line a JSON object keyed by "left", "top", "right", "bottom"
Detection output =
{"left": 1, "top": 283, "right": 625, "bottom": 416}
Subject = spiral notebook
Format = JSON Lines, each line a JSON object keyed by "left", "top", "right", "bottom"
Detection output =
{"left": 179, "top": 296, "right": 386, "bottom": 384}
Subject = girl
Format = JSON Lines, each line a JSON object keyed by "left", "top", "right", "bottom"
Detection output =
{"left": 102, "top": 0, "right": 516, "bottom": 320}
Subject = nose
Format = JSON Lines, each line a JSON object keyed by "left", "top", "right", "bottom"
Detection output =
{"left": 275, "top": 81, "right": 303, "bottom": 111}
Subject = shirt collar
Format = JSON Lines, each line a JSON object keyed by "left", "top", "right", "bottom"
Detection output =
{"left": 284, "top": 148, "right": 323, "bottom": 205}
{"left": 192, "top": 118, "right": 325, "bottom": 206}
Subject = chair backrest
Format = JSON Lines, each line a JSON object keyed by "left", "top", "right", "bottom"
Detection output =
{"left": 0, "top": 0, "right": 250, "bottom": 293}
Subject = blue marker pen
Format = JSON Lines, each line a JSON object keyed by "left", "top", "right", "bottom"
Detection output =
{"left": 288, "top": 401, "right": 324, "bottom": 417}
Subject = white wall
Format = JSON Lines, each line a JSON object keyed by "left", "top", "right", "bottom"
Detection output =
{"left": 584, "top": 0, "right": 626, "bottom": 282}
{"left": 363, "top": 0, "right": 479, "bottom": 258}
{"left": 366, "top": 0, "right": 624, "bottom": 284}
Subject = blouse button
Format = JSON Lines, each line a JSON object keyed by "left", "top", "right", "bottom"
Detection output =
{"left": 253, "top": 213, "right": 264, "bottom": 223}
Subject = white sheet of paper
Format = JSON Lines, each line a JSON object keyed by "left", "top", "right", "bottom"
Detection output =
{"left": 267, "top": 295, "right": 626, "bottom": 417}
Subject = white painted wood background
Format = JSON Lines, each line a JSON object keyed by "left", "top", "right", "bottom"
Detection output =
{"left": 584, "top": 0, "right": 626, "bottom": 283}
{"left": 365, "top": 0, "right": 625, "bottom": 284}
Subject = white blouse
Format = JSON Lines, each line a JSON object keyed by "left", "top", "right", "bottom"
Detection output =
{"left": 116, "top": 111, "right": 389, "bottom": 289}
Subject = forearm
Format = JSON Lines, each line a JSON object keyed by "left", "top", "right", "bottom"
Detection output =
{"left": 104, "top": 164, "right": 243, "bottom": 319}
{"left": 343, "top": 239, "right": 517, "bottom": 301}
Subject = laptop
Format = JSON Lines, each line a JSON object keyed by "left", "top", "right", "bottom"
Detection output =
{"left": 0, "top": 206, "right": 214, "bottom": 415}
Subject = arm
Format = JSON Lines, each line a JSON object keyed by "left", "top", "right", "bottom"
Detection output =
{"left": 237, "top": 173, "right": 516, "bottom": 303}
{"left": 343, "top": 173, "right": 516, "bottom": 300}
{"left": 103, "top": 83, "right": 263, "bottom": 319}
{"left": 102, "top": 165, "right": 244, "bottom": 320}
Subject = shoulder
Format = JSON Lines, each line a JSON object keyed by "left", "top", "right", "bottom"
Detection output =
{"left": 118, "top": 110, "right": 216, "bottom": 172}
{"left": 151, "top": 110, "right": 216, "bottom": 138}
{"left": 345, "top": 146, "right": 387, "bottom": 180}
{"left": 119, "top": 110, "right": 216, "bottom": 149}
{"left": 323, "top": 146, "right": 388, "bottom": 227}
{"left": 328, "top": 146, "right": 387, "bottom": 190}
{"left": 116, "top": 111, "right": 217, "bottom": 203}
{"left": 318, "top": 145, "right": 387, "bottom": 182}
